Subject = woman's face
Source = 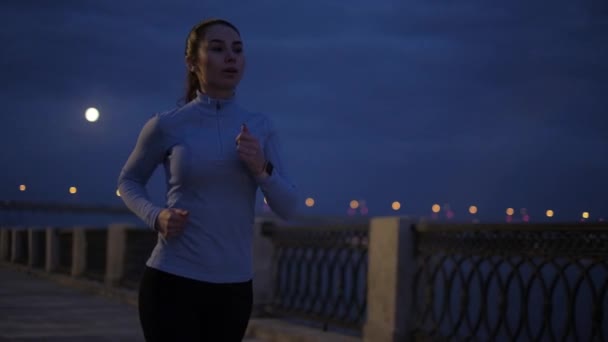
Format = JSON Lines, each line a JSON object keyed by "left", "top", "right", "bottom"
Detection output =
{"left": 193, "top": 24, "right": 245, "bottom": 94}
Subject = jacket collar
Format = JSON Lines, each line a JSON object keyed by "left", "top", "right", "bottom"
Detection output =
{"left": 193, "top": 90, "right": 237, "bottom": 114}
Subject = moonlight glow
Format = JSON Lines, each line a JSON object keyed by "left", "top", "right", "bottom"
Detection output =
{"left": 85, "top": 107, "right": 100, "bottom": 122}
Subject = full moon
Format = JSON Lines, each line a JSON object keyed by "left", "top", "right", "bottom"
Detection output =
{"left": 85, "top": 107, "right": 100, "bottom": 122}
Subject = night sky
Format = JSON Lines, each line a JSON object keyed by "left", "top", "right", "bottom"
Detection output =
{"left": 1, "top": 1, "right": 607, "bottom": 222}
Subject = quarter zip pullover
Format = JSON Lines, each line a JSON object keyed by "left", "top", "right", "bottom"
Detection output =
{"left": 117, "top": 91, "right": 298, "bottom": 283}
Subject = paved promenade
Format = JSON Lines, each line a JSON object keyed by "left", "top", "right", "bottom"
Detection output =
{"left": 0, "top": 265, "right": 347, "bottom": 342}
{"left": 0, "top": 266, "right": 144, "bottom": 341}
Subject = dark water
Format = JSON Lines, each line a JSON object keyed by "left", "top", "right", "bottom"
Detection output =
{"left": 0, "top": 211, "right": 142, "bottom": 228}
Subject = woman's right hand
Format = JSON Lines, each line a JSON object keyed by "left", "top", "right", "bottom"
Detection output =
{"left": 155, "top": 208, "right": 189, "bottom": 238}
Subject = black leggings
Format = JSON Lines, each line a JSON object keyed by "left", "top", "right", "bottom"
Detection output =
{"left": 138, "top": 266, "right": 253, "bottom": 342}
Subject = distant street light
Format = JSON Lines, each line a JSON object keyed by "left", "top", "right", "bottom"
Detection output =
{"left": 546, "top": 210, "right": 554, "bottom": 218}
{"left": 582, "top": 212, "right": 590, "bottom": 219}
{"left": 469, "top": 205, "right": 478, "bottom": 214}
{"left": 69, "top": 186, "right": 78, "bottom": 194}
{"left": 19, "top": 184, "right": 26, "bottom": 192}
{"left": 392, "top": 201, "right": 401, "bottom": 211}
{"left": 432, "top": 204, "right": 441, "bottom": 213}
{"left": 350, "top": 200, "right": 359, "bottom": 210}
{"left": 305, "top": 197, "right": 315, "bottom": 207}
{"left": 85, "top": 107, "right": 100, "bottom": 122}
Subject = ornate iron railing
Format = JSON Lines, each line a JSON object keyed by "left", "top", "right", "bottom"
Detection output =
{"left": 121, "top": 229, "right": 157, "bottom": 289}
{"left": 84, "top": 229, "right": 107, "bottom": 281}
{"left": 263, "top": 223, "right": 369, "bottom": 333}
{"left": 14, "top": 229, "right": 28, "bottom": 264}
{"left": 31, "top": 229, "right": 46, "bottom": 268}
{"left": 3, "top": 230, "right": 12, "bottom": 262}
{"left": 412, "top": 223, "right": 608, "bottom": 341}
{"left": 57, "top": 229, "right": 73, "bottom": 274}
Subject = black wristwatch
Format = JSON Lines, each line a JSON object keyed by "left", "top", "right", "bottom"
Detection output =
{"left": 264, "top": 161, "right": 274, "bottom": 176}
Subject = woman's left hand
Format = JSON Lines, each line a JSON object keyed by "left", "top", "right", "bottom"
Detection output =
{"left": 235, "top": 124, "right": 266, "bottom": 176}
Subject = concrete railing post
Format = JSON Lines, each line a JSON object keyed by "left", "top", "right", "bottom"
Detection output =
{"left": 252, "top": 218, "right": 276, "bottom": 316}
{"left": 105, "top": 224, "right": 128, "bottom": 287}
{"left": 72, "top": 228, "right": 87, "bottom": 277}
{"left": 0, "top": 229, "right": 10, "bottom": 261}
{"left": 363, "top": 216, "right": 416, "bottom": 342}
{"left": 46, "top": 228, "right": 59, "bottom": 272}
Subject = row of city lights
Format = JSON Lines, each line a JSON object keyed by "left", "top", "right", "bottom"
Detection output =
{"left": 20, "top": 185, "right": 82, "bottom": 194}
{"left": 17, "top": 184, "right": 598, "bottom": 220}
{"left": 294, "top": 196, "right": 596, "bottom": 220}
{"left": 20, "top": 184, "right": 120, "bottom": 197}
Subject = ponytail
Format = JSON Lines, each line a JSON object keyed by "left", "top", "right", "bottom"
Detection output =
{"left": 185, "top": 70, "right": 199, "bottom": 103}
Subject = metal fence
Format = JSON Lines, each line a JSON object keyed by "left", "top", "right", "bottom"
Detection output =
{"left": 14, "top": 229, "right": 28, "bottom": 264}
{"left": 31, "top": 229, "right": 46, "bottom": 268}
{"left": 57, "top": 229, "right": 73, "bottom": 274}
{"left": 412, "top": 223, "right": 608, "bottom": 341}
{"left": 0, "top": 200, "right": 139, "bottom": 276}
{"left": 4, "top": 230, "right": 12, "bottom": 261}
{"left": 121, "top": 229, "right": 157, "bottom": 289}
{"left": 84, "top": 229, "right": 108, "bottom": 281}
{"left": 263, "top": 223, "right": 369, "bottom": 333}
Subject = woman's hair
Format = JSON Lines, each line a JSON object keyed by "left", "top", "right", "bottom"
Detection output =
{"left": 183, "top": 18, "right": 241, "bottom": 103}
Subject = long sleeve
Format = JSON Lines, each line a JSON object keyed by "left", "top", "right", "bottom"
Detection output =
{"left": 117, "top": 114, "right": 166, "bottom": 230}
{"left": 255, "top": 117, "right": 298, "bottom": 220}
